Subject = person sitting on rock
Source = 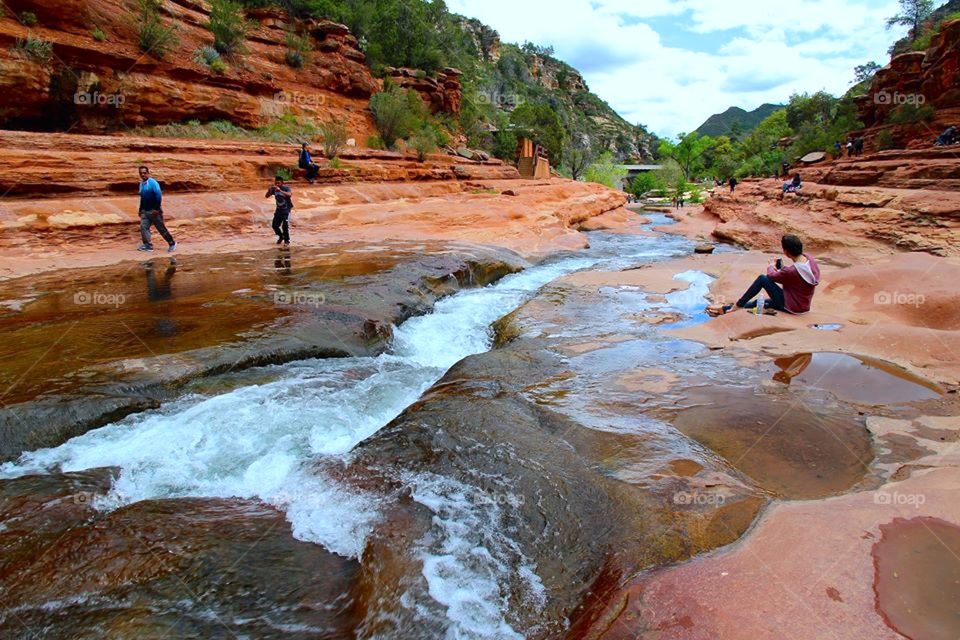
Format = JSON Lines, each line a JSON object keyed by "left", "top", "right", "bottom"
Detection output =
{"left": 935, "top": 126, "right": 958, "bottom": 146}
{"left": 266, "top": 175, "right": 293, "bottom": 246}
{"left": 298, "top": 143, "right": 320, "bottom": 183}
{"left": 707, "top": 234, "right": 820, "bottom": 316}
{"left": 781, "top": 172, "right": 802, "bottom": 195}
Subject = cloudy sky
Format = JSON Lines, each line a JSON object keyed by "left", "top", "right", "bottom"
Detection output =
{"left": 447, "top": 0, "right": 908, "bottom": 137}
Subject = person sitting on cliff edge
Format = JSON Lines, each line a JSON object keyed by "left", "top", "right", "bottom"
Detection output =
{"left": 706, "top": 234, "right": 820, "bottom": 316}
{"left": 137, "top": 165, "right": 176, "bottom": 253}
{"left": 298, "top": 142, "right": 320, "bottom": 183}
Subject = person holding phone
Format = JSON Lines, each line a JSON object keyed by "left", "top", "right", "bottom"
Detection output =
{"left": 266, "top": 175, "right": 293, "bottom": 246}
{"left": 707, "top": 234, "right": 820, "bottom": 315}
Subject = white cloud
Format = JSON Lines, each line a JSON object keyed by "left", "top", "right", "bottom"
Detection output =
{"left": 447, "top": 0, "right": 907, "bottom": 137}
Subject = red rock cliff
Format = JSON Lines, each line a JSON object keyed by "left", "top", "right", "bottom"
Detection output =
{"left": 0, "top": 0, "right": 436, "bottom": 137}
{"left": 856, "top": 19, "right": 960, "bottom": 147}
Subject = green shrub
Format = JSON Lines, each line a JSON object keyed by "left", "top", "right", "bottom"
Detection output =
{"left": 409, "top": 126, "right": 438, "bottom": 161}
{"left": 135, "top": 0, "right": 178, "bottom": 58}
{"left": 317, "top": 119, "right": 348, "bottom": 158}
{"left": 284, "top": 32, "right": 310, "bottom": 68}
{"left": 208, "top": 0, "right": 251, "bottom": 55}
{"left": 583, "top": 152, "right": 627, "bottom": 190}
{"left": 369, "top": 87, "right": 426, "bottom": 149}
{"left": 413, "top": 69, "right": 427, "bottom": 80}
{"left": 888, "top": 103, "right": 935, "bottom": 125}
{"left": 13, "top": 36, "right": 53, "bottom": 64}
{"left": 19, "top": 11, "right": 38, "bottom": 26}
{"left": 210, "top": 58, "right": 228, "bottom": 74}
{"left": 275, "top": 166, "right": 293, "bottom": 181}
{"left": 194, "top": 45, "right": 221, "bottom": 66}
{"left": 367, "top": 135, "right": 385, "bottom": 150}
{"left": 876, "top": 129, "right": 895, "bottom": 150}
{"left": 329, "top": 157, "right": 342, "bottom": 169}
{"left": 92, "top": 27, "right": 107, "bottom": 42}
{"left": 629, "top": 171, "right": 662, "bottom": 198}
{"left": 138, "top": 115, "right": 318, "bottom": 143}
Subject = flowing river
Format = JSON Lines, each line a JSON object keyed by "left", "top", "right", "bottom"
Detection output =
{"left": 1, "top": 217, "right": 696, "bottom": 638}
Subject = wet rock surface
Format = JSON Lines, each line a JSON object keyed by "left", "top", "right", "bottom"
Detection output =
{"left": 0, "top": 470, "right": 361, "bottom": 639}
{"left": 0, "top": 242, "right": 524, "bottom": 461}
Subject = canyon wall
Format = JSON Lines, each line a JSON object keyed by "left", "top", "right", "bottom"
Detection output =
{"left": 0, "top": 0, "right": 385, "bottom": 135}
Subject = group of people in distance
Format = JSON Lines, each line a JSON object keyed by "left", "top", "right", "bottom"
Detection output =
{"left": 136, "top": 143, "right": 324, "bottom": 251}
{"left": 835, "top": 137, "right": 865, "bottom": 157}
{"left": 136, "top": 145, "right": 821, "bottom": 321}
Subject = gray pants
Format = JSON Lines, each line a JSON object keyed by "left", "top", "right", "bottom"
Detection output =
{"left": 139, "top": 210, "right": 174, "bottom": 249}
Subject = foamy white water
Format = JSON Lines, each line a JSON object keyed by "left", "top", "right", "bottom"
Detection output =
{"left": 1, "top": 224, "right": 691, "bottom": 637}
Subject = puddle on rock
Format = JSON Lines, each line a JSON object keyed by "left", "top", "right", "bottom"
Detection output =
{"left": 873, "top": 517, "right": 960, "bottom": 640}
{"left": 810, "top": 323, "right": 843, "bottom": 331}
{"left": 667, "top": 385, "right": 874, "bottom": 499}
{"left": 771, "top": 352, "right": 943, "bottom": 405}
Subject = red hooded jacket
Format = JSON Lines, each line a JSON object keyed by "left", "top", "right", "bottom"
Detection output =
{"left": 767, "top": 256, "right": 821, "bottom": 313}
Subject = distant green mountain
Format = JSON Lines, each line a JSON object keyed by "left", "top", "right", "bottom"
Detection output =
{"left": 694, "top": 103, "right": 784, "bottom": 137}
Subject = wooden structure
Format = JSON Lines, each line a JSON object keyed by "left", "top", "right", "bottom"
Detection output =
{"left": 517, "top": 137, "right": 551, "bottom": 179}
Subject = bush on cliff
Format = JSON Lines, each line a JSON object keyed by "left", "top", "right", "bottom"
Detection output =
{"left": 318, "top": 119, "right": 348, "bottom": 158}
{"left": 134, "top": 0, "right": 179, "bottom": 59}
{"left": 409, "top": 126, "right": 438, "bottom": 162}
{"left": 194, "top": 46, "right": 228, "bottom": 73}
{"left": 209, "top": 0, "right": 253, "bottom": 55}
{"left": 13, "top": 37, "right": 53, "bottom": 64}
{"left": 887, "top": 102, "right": 936, "bottom": 124}
{"left": 284, "top": 32, "right": 311, "bottom": 68}
{"left": 370, "top": 85, "right": 427, "bottom": 149}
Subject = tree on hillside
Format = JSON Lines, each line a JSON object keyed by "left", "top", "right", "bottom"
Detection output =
{"left": 702, "top": 135, "right": 738, "bottom": 179}
{"left": 785, "top": 91, "right": 834, "bottom": 130}
{"left": 510, "top": 102, "right": 567, "bottom": 164}
{"left": 887, "top": 0, "right": 934, "bottom": 41}
{"left": 657, "top": 132, "right": 715, "bottom": 180}
{"left": 854, "top": 61, "right": 881, "bottom": 84}
{"left": 583, "top": 152, "right": 627, "bottom": 190}
{"left": 728, "top": 121, "right": 744, "bottom": 141}
{"left": 563, "top": 138, "right": 596, "bottom": 180}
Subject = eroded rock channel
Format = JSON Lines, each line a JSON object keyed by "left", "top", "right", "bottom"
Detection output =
{"left": 0, "top": 220, "right": 944, "bottom": 638}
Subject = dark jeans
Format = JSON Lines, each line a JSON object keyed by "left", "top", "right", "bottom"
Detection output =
{"left": 139, "top": 210, "right": 175, "bottom": 249}
{"left": 304, "top": 163, "right": 319, "bottom": 181}
{"left": 272, "top": 210, "right": 290, "bottom": 242}
{"left": 737, "top": 274, "right": 785, "bottom": 310}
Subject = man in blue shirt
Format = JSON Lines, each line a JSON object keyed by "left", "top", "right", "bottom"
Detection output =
{"left": 137, "top": 165, "right": 176, "bottom": 252}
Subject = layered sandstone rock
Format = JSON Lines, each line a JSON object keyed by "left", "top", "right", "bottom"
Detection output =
{"left": 387, "top": 66, "right": 463, "bottom": 114}
{"left": 679, "top": 179, "right": 960, "bottom": 257}
{"left": 0, "top": 0, "right": 381, "bottom": 134}
{"left": 854, "top": 19, "right": 960, "bottom": 150}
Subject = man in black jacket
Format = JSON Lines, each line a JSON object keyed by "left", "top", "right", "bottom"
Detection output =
{"left": 266, "top": 176, "right": 293, "bottom": 245}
